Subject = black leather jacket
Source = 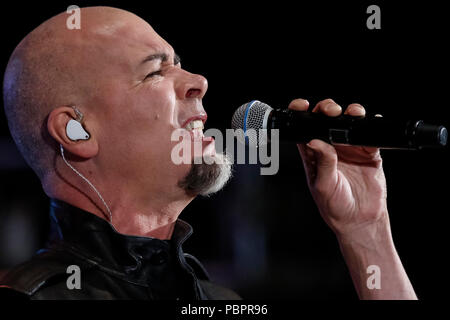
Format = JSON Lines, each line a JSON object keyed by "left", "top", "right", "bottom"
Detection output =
{"left": 0, "top": 199, "right": 240, "bottom": 300}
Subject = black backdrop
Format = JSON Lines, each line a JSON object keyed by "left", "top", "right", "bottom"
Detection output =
{"left": 0, "top": 0, "right": 449, "bottom": 300}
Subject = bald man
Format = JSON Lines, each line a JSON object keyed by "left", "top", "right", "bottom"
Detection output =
{"left": 0, "top": 7, "right": 416, "bottom": 300}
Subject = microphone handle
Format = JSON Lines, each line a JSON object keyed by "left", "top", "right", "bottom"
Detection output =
{"left": 266, "top": 109, "right": 447, "bottom": 150}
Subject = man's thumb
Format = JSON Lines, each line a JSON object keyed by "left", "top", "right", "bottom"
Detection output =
{"left": 306, "top": 139, "right": 338, "bottom": 192}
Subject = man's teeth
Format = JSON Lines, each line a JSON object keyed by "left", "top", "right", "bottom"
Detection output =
{"left": 185, "top": 120, "right": 204, "bottom": 131}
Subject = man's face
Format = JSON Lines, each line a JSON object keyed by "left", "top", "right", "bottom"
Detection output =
{"left": 84, "top": 16, "right": 218, "bottom": 198}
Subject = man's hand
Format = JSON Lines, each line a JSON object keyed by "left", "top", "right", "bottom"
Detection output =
{"left": 289, "top": 98, "right": 417, "bottom": 300}
{"left": 289, "top": 98, "right": 387, "bottom": 237}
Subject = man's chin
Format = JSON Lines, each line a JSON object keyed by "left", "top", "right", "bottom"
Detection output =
{"left": 178, "top": 153, "right": 233, "bottom": 197}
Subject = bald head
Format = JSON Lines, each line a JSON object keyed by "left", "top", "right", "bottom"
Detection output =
{"left": 3, "top": 6, "right": 155, "bottom": 180}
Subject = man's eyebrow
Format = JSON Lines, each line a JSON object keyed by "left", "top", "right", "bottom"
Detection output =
{"left": 140, "top": 52, "right": 181, "bottom": 65}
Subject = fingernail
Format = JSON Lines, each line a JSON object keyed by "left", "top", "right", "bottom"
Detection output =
{"left": 306, "top": 141, "right": 316, "bottom": 149}
{"left": 305, "top": 143, "right": 316, "bottom": 158}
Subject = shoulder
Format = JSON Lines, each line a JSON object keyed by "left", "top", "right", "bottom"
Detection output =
{"left": 0, "top": 248, "right": 86, "bottom": 299}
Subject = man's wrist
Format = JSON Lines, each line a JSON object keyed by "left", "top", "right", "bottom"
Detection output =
{"left": 334, "top": 212, "right": 417, "bottom": 299}
{"left": 335, "top": 212, "right": 395, "bottom": 253}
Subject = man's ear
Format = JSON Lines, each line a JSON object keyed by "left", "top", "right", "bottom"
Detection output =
{"left": 47, "top": 106, "right": 98, "bottom": 159}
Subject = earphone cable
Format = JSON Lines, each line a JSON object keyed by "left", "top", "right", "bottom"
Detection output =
{"left": 59, "top": 144, "right": 113, "bottom": 223}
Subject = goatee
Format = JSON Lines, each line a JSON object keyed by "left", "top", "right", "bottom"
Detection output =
{"left": 178, "top": 153, "right": 233, "bottom": 197}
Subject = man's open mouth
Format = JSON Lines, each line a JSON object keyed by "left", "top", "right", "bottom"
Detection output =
{"left": 184, "top": 119, "right": 205, "bottom": 139}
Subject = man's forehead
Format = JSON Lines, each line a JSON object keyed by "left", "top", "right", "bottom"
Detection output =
{"left": 92, "top": 18, "right": 163, "bottom": 46}
{"left": 87, "top": 19, "right": 174, "bottom": 67}
{"left": 115, "top": 24, "right": 172, "bottom": 55}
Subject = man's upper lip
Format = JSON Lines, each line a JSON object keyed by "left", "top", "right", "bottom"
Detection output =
{"left": 181, "top": 113, "right": 208, "bottom": 129}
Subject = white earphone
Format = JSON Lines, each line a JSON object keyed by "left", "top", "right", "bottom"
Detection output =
{"left": 66, "top": 119, "right": 90, "bottom": 141}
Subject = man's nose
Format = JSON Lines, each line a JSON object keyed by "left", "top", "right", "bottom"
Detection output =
{"left": 175, "top": 69, "right": 208, "bottom": 100}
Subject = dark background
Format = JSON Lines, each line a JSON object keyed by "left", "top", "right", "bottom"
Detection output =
{"left": 0, "top": 1, "right": 448, "bottom": 300}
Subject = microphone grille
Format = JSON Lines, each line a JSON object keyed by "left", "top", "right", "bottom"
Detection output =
{"left": 231, "top": 100, "right": 272, "bottom": 146}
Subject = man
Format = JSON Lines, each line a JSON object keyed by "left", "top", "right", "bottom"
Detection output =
{"left": 0, "top": 6, "right": 416, "bottom": 299}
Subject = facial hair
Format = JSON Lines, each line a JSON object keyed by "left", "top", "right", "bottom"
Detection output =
{"left": 178, "top": 152, "right": 232, "bottom": 197}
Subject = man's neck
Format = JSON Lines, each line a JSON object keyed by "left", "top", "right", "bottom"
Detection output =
{"left": 48, "top": 184, "right": 193, "bottom": 240}
{"left": 110, "top": 198, "right": 191, "bottom": 239}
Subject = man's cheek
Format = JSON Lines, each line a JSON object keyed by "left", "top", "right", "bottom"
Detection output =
{"left": 169, "top": 131, "right": 194, "bottom": 165}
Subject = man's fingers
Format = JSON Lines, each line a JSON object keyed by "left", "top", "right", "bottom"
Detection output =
{"left": 305, "top": 139, "right": 338, "bottom": 193}
{"left": 312, "top": 98, "right": 342, "bottom": 117}
{"left": 344, "top": 103, "right": 366, "bottom": 117}
{"left": 288, "top": 98, "right": 310, "bottom": 111}
{"left": 299, "top": 99, "right": 366, "bottom": 118}
{"left": 296, "top": 99, "right": 377, "bottom": 184}
{"left": 342, "top": 104, "right": 380, "bottom": 156}
{"left": 296, "top": 98, "right": 340, "bottom": 185}
{"left": 297, "top": 144, "right": 317, "bottom": 185}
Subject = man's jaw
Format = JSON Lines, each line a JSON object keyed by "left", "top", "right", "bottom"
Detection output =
{"left": 178, "top": 152, "right": 233, "bottom": 197}
{"left": 176, "top": 112, "right": 232, "bottom": 196}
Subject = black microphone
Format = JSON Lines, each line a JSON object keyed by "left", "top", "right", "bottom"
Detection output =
{"left": 231, "top": 100, "right": 448, "bottom": 150}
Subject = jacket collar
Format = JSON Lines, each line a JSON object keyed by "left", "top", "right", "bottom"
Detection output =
{"left": 47, "top": 199, "right": 194, "bottom": 283}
